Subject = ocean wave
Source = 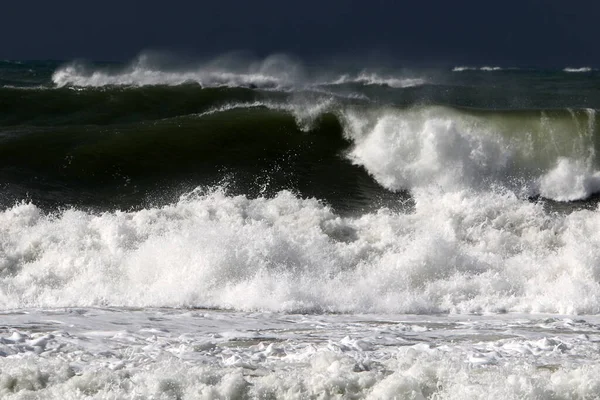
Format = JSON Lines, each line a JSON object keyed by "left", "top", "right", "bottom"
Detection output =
{"left": 1, "top": 309, "right": 600, "bottom": 399}
{"left": 2, "top": 93, "right": 600, "bottom": 203}
{"left": 2, "top": 98, "right": 600, "bottom": 313}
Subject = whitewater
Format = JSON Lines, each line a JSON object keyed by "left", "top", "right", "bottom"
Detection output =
{"left": 2, "top": 56, "right": 600, "bottom": 399}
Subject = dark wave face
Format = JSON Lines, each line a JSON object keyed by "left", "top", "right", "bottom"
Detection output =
{"left": 0, "top": 106, "right": 399, "bottom": 213}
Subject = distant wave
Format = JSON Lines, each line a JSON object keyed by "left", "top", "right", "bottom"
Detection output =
{"left": 51, "top": 53, "right": 426, "bottom": 91}
{"left": 52, "top": 54, "right": 305, "bottom": 89}
{"left": 327, "top": 72, "right": 426, "bottom": 88}
{"left": 1, "top": 84, "right": 49, "bottom": 90}
{"left": 564, "top": 67, "right": 594, "bottom": 73}
{"left": 52, "top": 63, "right": 292, "bottom": 89}
{"left": 452, "top": 66, "right": 505, "bottom": 72}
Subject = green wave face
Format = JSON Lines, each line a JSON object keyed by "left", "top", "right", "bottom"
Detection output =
{"left": 392, "top": 106, "right": 599, "bottom": 168}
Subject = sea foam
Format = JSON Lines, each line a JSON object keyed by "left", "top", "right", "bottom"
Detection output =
{"left": 328, "top": 72, "right": 425, "bottom": 88}
{"left": 2, "top": 184, "right": 600, "bottom": 314}
{"left": 52, "top": 54, "right": 304, "bottom": 89}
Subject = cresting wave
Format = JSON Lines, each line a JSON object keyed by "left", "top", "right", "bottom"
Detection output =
{"left": 564, "top": 67, "right": 594, "bottom": 73}
{"left": 327, "top": 72, "right": 425, "bottom": 88}
{"left": 2, "top": 103, "right": 600, "bottom": 313}
{"left": 2, "top": 98, "right": 600, "bottom": 203}
{"left": 343, "top": 106, "right": 600, "bottom": 201}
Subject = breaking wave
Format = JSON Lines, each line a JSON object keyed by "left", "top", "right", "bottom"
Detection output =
{"left": 3, "top": 102, "right": 600, "bottom": 314}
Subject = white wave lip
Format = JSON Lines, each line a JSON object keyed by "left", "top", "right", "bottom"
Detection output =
{"left": 195, "top": 97, "right": 335, "bottom": 131}
{"left": 2, "top": 310, "right": 600, "bottom": 399}
{"left": 564, "top": 67, "right": 594, "bottom": 72}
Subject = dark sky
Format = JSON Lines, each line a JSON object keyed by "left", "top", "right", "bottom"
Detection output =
{"left": 2, "top": 0, "right": 599, "bottom": 67}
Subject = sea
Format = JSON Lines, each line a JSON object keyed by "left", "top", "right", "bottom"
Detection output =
{"left": 2, "top": 55, "right": 600, "bottom": 399}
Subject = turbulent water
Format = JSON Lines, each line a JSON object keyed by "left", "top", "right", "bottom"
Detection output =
{"left": 3, "top": 55, "right": 600, "bottom": 398}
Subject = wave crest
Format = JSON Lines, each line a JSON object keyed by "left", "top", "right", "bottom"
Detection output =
{"left": 328, "top": 72, "right": 425, "bottom": 88}
{"left": 51, "top": 53, "right": 427, "bottom": 91}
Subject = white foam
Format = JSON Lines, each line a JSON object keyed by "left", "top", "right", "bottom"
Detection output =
{"left": 194, "top": 101, "right": 281, "bottom": 117}
{"left": 1, "top": 310, "right": 600, "bottom": 399}
{"left": 2, "top": 182, "right": 600, "bottom": 315}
